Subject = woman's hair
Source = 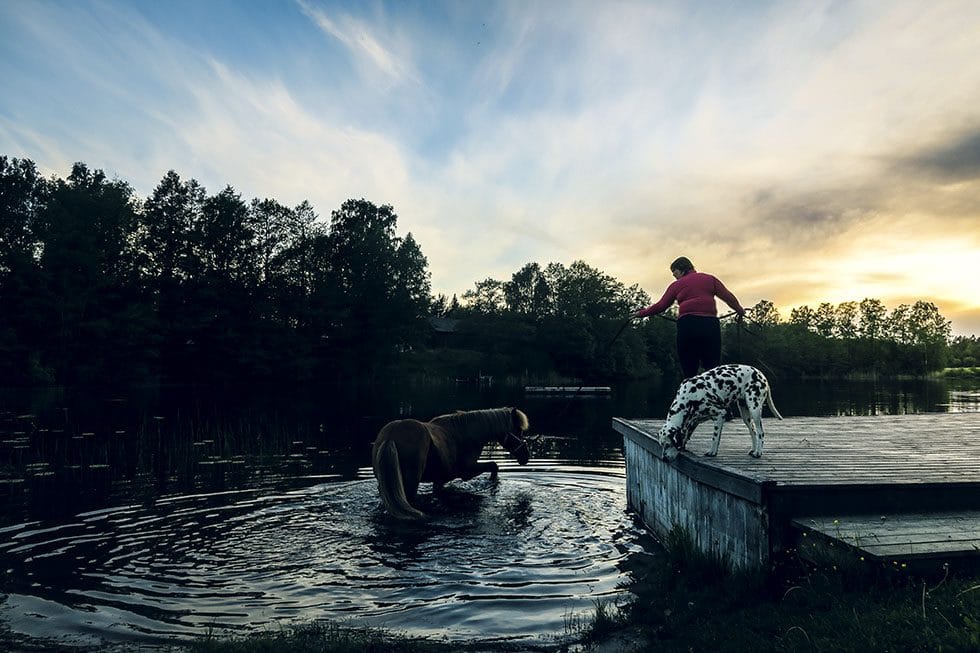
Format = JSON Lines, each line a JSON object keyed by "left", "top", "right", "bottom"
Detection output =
{"left": 670, "top": 256, "right": 695, "bottom": 274}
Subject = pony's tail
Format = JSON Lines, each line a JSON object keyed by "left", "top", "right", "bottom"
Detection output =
{"left": 373, "top": 440, "right": 425, "bottom": 520}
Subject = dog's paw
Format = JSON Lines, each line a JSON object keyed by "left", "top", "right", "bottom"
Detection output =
{"left": 703, "top": 451, "right": 717, "bottom": 457}
{"left": 748, "top": 450, "right": 762, "bottom": 458}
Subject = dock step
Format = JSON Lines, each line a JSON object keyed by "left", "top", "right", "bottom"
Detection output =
{"left": 792, "top": 511, "right": 980, "bottom": 564}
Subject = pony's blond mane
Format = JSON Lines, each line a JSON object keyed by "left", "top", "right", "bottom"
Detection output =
{"left": 430, "top": 407, "right": 527, "bottom": 444}
{"left": 513, "top": 408, "right": 529, "bottom": 431}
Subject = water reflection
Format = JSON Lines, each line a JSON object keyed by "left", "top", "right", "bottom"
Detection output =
{"left": 0, "top": 377, "right": 977, "bottom": 648}
{"left": 1, "top": 469, "right": 650, "bottom": 647}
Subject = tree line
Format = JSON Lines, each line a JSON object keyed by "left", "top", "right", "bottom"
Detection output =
{"left": 439, "top": 272, "right": 956, "bottom": 381}
{"left": 0, "top": 155, "right": 963, "bottom": 387}
{"left": 1, "top": 156, "right": 429, "bottom": 386}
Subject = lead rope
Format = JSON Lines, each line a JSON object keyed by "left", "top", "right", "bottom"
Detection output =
{"left": 549, "top": 314, "right": 635, "bottom": 422}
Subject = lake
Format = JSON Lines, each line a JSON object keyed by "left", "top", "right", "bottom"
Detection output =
{"left": 1, "top": 376, "right": 978, "bottom": 649}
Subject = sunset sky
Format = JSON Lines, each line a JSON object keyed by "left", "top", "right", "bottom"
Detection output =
{"left": 2, "top": 1, "right": 978, "bottom": 335}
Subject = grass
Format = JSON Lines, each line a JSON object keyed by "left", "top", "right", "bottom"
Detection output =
{"left": 188, "top": 621, "right": 448, "bottom": 653}
{"left": 185, "top": 620, "right": 557, "bottom": 653}
{"left": 573, "top": 525, "right": 980, "bottom": 652}
{"left": 942, "top": 366, "right": 980, "bottom": 380}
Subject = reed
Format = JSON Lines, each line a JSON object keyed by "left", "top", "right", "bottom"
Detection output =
{"left": 942, "top": 366, "right": 980, "bottom": 380}
{"left": 188, "top": 620, "right": 539, "bottom": 653}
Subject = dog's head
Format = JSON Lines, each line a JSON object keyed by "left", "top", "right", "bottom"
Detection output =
{"left": 658, "top": 425, "right": 684, "bottom": 461}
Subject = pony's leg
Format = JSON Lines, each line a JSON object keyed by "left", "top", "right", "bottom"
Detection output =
{"left": 460, "top": 461, "right": 499, "bottom": 481}
{"left": 403, "top": 474, "right": 421, "bottom": 502}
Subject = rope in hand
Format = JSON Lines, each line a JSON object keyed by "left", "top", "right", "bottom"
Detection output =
{"left": 547, "top": 313, "right": 636, "bottom": 423}
{"left": 649, "top": 307, "right": 776, "bottom": 375}
{"left": 545, "top": 306, "right": 767, "bottom": 430}
{"left": 729, "top": 308, "right": 782, "bottom": 378}
{"left": 654, "top": 309, "right": 739, "bottom": 323}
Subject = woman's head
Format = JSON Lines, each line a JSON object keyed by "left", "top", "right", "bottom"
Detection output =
{"left": 670, "top": 256, "right": 694, "bottom": 278}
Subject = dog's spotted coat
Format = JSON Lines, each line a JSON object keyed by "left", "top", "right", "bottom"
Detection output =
{"left": 658, "top": 364, "right": 783, "bottom": 460}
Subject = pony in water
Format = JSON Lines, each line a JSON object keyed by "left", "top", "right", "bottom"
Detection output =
{"left": 371, "top": 407, "right": 531, "bottom": 520}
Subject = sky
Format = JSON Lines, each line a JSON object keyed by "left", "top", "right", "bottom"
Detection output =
{"left": 2, "top": 0, "right": 979, "bottom": 336}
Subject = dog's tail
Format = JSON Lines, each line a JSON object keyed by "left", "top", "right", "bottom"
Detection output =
{"left": 766, "top": 388, "right": 784, "bottom": 420}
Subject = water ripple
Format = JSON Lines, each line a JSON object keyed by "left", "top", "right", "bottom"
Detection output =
{"left": 0, "top": 466, "right": 659, "bottom": 647}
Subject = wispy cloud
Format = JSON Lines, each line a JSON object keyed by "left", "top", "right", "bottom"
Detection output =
{"left": 2, "top": 0, "right": 979, "bottom": 334}
{"left": 895, "top": 128, "right": 980, "bottom": 184}
{"left": 295, "top": 0, "right": 420, "bottom": 87}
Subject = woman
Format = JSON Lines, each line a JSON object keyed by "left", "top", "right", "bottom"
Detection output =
{"left": 633, "top": 256, "right": 745, "bottom": 378}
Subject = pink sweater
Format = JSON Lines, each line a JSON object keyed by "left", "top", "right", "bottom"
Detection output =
{"left": 636, "top": 271, "right": 744, "bottom": 318}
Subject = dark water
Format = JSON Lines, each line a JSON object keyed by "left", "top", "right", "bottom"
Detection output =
{"left": 1, "top": 376, "right": 978, "bottom": 649}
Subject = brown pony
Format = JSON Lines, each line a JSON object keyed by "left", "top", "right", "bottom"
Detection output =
{"left": 371, "top": 407, "right": 531, "bottom": 520}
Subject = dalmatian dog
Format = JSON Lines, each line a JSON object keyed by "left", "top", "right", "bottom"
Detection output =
{"left": 659, "top": 364, "right": 783, "bottom": 461}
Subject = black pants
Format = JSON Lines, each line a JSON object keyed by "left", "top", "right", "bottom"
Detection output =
{"left": 676, "top": 315, "right": 721, "bottom": 378}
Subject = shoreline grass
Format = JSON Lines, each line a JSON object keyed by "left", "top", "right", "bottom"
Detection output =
{"left": 185, "top": 621, "right": 560, "bottom": 653}
{"left": 577, "top": 526, "right": 980, "bottom": 653}
{"left": 942, "top": 366, "right": 980, "bottom": 380}
{"left": 175, "top": 525, "right": 980, "bottom": 653}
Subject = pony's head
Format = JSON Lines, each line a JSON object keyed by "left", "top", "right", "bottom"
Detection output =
{"left": 499, "top": 408, "right": 531, "bottom": 465}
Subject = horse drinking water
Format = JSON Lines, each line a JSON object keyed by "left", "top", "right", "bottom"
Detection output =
{"left": 372, "top": 407, "right": 531, "bottom": 520}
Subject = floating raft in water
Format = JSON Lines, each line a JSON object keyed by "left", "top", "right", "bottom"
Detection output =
{"left": 524, "top": 386, "right": 612, "bottom": 394}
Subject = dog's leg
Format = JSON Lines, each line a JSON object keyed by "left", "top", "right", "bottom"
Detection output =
{"left": 746, "top": 392, "right": 765, "bottom": 457}
{"left": 753, "top": 392, "right": 771, "bottom": 457}
{"left": 737, "top": 400, "right": 753, "bottom": 431}
{"left": 751, "top": 414, "right": 765, "bottom": 457}
{"left": 738, "top": 400, "right": 760, "bottom": 455}
{"left": 706, "top": 412, "right": 725, "bottom": 456}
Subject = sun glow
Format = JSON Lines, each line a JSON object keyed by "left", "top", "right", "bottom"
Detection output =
{"left": 777, "top": 233, "right": 980, "bottom": 335}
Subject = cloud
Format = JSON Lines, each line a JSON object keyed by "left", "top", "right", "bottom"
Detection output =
{"left": 894, "top": 128, "right": 980, "bottom": 184}
{"left": 3, "top": 0, "right": 980, "bottom": 335}
{"left": 295, "top": 0, "right": 420, "bottom": 88}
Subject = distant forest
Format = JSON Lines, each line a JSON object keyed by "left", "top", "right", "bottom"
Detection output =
{"left": 0, "top": 156, "right": 973, "bottom": 388}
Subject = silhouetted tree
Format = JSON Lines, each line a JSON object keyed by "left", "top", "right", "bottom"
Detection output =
{"left": 0, "top": 156, "right": 49, "bottom": 381}
{"left": 461, "top": 278, "right": 506, "bottom": 315}
{"left": 0, "top": 155, "right": 963, "bottom": 387}
{"left": 36, "top": 163, "right": 149, "bottom": 382}
{"left": 316, "top": 199, "right": 430, "bottom": 380}
{"left": 139, "top": 171, "right": 205, "bottom": 382}
{"left": 504, "top": 262, "right": 551, "bottom": 317}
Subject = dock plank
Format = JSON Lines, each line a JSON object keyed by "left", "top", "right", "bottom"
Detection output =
{"left": 616, "top": 413, "right": 980, "bottom": 568}
{"left": 793, "top": 512, "right": 980, "bottom": 561}
{"left": 618, "top": 413, "right": 980, "bottom": 488}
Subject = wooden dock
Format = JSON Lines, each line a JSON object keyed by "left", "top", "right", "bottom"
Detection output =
{"left": 613, "top": 413, "right": 980, "bottom": 570}
{"left": 525, "top": 386, "right": 612, "bottom": 394}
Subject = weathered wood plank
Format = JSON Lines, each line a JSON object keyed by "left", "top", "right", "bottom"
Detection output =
{"left": 617, "top": 418, "right": 768, "bottom": 502}
{"left": 614, "top": 413, "right": 980, "bottom": 488}
{"left": 621, "top": 420, "right": 769, "bottom": 570}
{"left": 617, "top": 413, "right": 980, "bottom": 569}
{"left": 797, "top": 514, "right": 980, "bottom": 535}
{"left": 792, "top": 512, "right": 980, "bottom": 561}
